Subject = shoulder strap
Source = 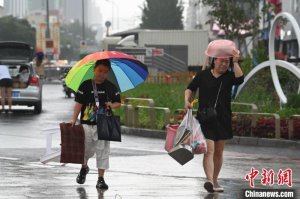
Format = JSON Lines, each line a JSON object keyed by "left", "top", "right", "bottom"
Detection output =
{"left": 104, "top": 82, "right": 110, "bottom": 102}
{"left": 92, "top": 80, "right": 111, "bottom": 108}
{"left": 214, "top": 81, "right": 222, "bottom": 108}
{"left": 91, "top": 80, "right": 100, "bottom": 108}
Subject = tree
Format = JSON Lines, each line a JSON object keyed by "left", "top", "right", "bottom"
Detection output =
{"left": 140, "top": 0, "right": 184, "bottom": 30}
{"left": 0, "top": 16, "right": 36, "bottom": 46}
{"left": 202, "top": 0, "right": 260, "bottom": 54}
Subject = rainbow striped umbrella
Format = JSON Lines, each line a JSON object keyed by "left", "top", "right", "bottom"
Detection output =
{"left": 65, "top": 51, "right": 148, "bottom": 92}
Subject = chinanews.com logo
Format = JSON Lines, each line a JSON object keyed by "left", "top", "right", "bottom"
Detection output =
{"left": 245, "top": 167, "right": 292, "bottom": 187}
{"left": 243, "top": 167, "right": 296, "bottom": 199}
{"left": 243, "top": 189, "right": 295, "bottom": 199}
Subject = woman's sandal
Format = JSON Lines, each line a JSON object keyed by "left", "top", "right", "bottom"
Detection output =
{"left": 213, "top": 186, "right": 224, "bottom": 192}
{"left": 213, "top": 183, "right": 224, "bottom": 192}
{"left": 204, "top": 181, "right": 214, "bottom": 193}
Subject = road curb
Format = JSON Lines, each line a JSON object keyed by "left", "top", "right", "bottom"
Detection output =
{"left": 121, "top": 126, "right": 300, "bottom": 148}
{"left": 121, "top": 126, "right": 166, "bottom": 139}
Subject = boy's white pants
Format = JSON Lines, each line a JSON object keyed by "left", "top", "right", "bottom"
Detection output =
{"left": 82, "top": 124, "right": 110, "bottom": 169}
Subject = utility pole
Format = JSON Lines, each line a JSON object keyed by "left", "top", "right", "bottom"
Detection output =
{"left": 82, "top": 0, "right": 85, "bottom": 41}
{"left": 80, "top": 0, "right": 87, "bottom": 59}
{"left": 45, "top": 0, "right": 53, "bottom": 60}
{"left": 46, "top": 0, "right": 50, "bottom": 39}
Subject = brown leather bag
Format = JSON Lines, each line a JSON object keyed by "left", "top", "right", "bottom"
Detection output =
{"left": 60, "top": 123, "right": 85, "bottom": 164}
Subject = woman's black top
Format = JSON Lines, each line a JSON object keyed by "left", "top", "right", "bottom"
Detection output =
{"left": 187, "top": 69, "right": 244, "bottom": 141}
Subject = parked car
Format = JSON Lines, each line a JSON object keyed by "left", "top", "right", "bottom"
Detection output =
{"left": 0, "top": 41, "right": 42, "bottom": 114}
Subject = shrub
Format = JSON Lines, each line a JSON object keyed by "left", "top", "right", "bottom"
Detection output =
{"left": 286, "top": 93, "right": 300, "bottom": 109}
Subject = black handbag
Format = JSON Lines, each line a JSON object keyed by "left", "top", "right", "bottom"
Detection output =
{"left": 96, "top": 108, "right": 121, "bottom": 142}
{"left": 197, "top": 107, "right": 218, "bottom": 124}
{"left": 197, "top": 82, "right": 222, "bottom": 124}
{"left": 92, "top": 81, "right": 121, "bottom": 142}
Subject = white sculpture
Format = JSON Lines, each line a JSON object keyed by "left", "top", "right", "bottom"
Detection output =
{"left": 235, "top": 12, "right": 300, "bottom": 104}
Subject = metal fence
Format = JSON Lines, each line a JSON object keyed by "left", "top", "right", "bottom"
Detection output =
{"left": 145, "top": 72, "right": 196, "bottom": 84}
{"left": 121, "top": 98, "right": 300, "bottom": 140}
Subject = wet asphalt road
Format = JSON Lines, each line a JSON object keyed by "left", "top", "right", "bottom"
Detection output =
{"left": 0, "top": 83, "right": 299, "bottom": 199}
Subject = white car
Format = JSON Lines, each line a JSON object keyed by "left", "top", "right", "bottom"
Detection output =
{"left": 0, "top": 41, "right": 42, "bottom": 114}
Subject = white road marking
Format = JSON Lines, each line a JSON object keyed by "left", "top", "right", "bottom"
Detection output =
{"left": 0, "top": 157, "right": 19, "bottom": 160}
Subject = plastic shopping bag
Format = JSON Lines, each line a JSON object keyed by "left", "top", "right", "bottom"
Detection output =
{"left": 167, "top": 109, "right": 195, "bottom": 165}
{"left": 165, "top": 109, "right": 192, "bottom": 152}
{"left": 186, "top": 117, "right": 207, "bottom": 154}
{"left": 165, "top": 109, "right": 207, "bottom": 154}
{"left": 174, "top": 109, "right": 193, "bottom": 146}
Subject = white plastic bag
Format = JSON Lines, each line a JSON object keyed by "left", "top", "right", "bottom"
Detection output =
{"left": 174, "top": 109, "right": 193, "bottom": 146}
{"left": 174, "top": 109, "right": 207, "bottom": 154}
{"left": 188, "top": 116, "right": 207, "bottom": 154}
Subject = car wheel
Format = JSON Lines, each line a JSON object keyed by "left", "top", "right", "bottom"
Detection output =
{"left": 34, "top": 100, "right": 42, "bottom": 114}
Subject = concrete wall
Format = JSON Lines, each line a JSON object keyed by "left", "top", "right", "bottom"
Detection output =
{"left": 138, "top": 30, "right": 209, "bottom": 66}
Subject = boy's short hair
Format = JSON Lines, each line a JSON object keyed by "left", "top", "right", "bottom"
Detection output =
{"left": 94, "top": 59, "right": 111, "bottom": 70}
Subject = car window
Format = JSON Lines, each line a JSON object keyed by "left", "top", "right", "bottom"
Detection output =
{"left": 0, "top": 48, "right": 31, "bottom": 61}
{"left": 8, "top": 65, "right": 31, "bottom": 77}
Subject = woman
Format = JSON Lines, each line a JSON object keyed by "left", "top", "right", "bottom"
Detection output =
{"left": 0, "top": 65, "right": 13, "bottom": 114}
{"left": 184, "top": 40, "right": 244, "bottom": 193}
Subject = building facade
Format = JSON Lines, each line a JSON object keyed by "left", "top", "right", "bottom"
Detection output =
{"left": 3, "top": 0, "right": 27, "bottom": 18}
{"left": 62, "top": 0, "right": 103, "bottom": 41}
{"left": 281, "top": 0, "right": 300, "bottom": 58}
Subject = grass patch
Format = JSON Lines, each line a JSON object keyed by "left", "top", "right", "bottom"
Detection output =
{"left": 122, "top": 83, "right": 187, "bottom": 112}
{"left": 114, "top": 72, "right": 299, "bottom": 129}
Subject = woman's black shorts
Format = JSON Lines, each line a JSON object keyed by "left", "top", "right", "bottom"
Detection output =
{"left": 0, "top": 78, "right": 13, "bottom": 87}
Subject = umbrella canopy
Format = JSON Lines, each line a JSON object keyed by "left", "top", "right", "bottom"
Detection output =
{"left": 65, "top": 51, "right": 148, "bottom": 92}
